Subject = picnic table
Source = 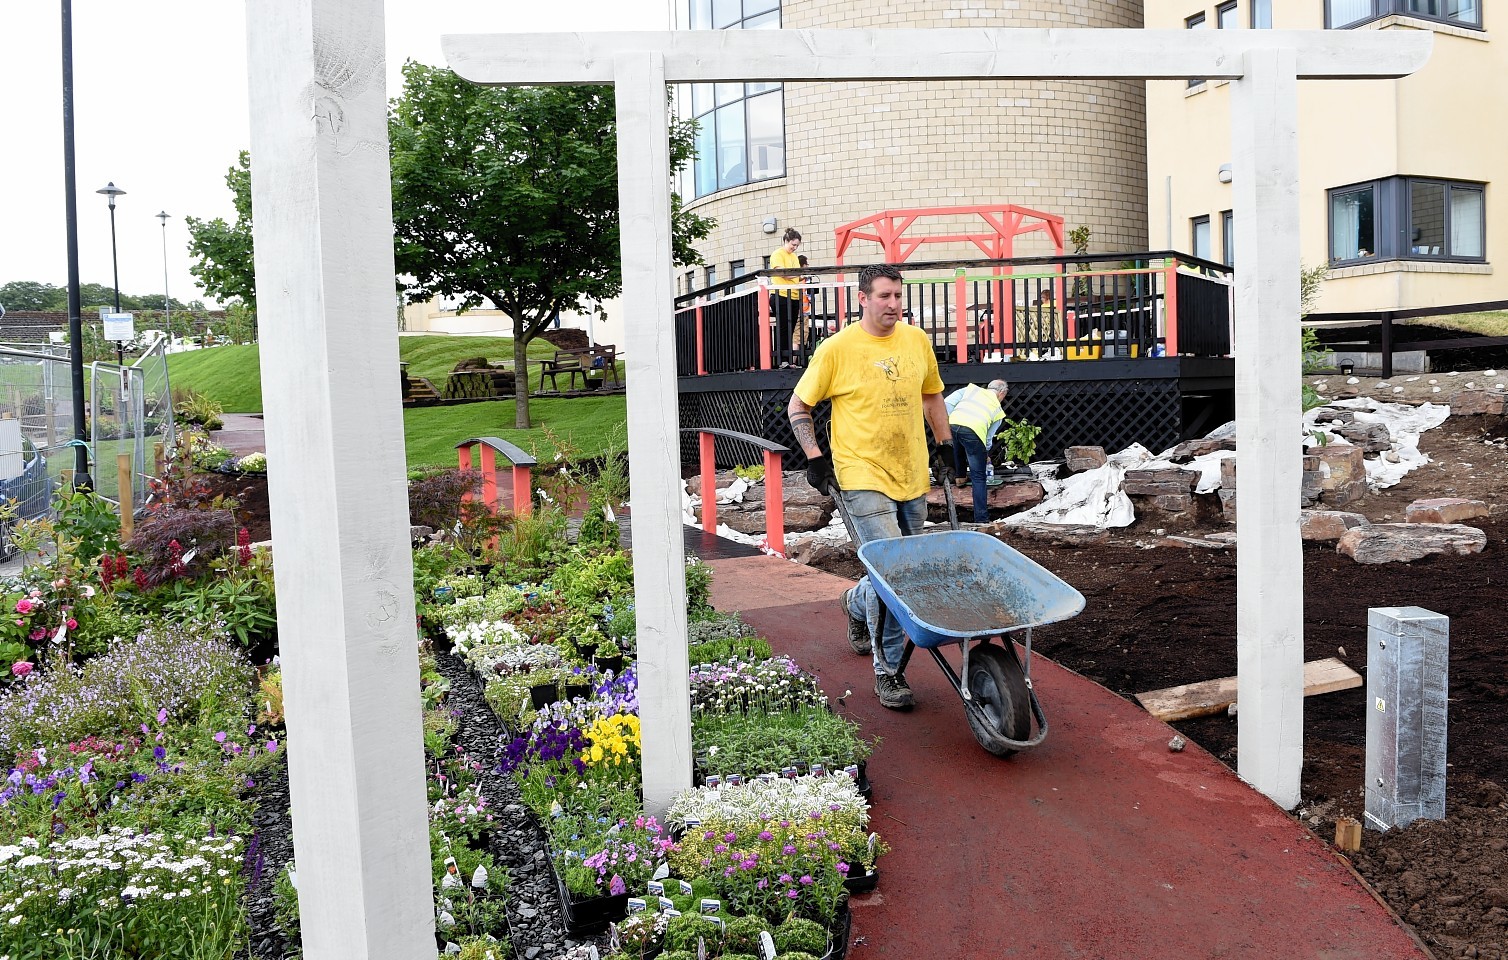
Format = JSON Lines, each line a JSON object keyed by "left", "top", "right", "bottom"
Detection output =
{"left": 540, "top": 345, "right": 621, "bottom": 393}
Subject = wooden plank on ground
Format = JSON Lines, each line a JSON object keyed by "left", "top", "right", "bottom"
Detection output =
{"left": 1134, "top": 657, "right": 1362, "bottom": 722}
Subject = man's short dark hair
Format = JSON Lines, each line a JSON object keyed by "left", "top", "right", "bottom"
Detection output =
{"left": 858, "top": 264, "right": 903, "bottom": 294}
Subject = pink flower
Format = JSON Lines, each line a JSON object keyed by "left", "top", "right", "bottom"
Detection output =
{"left": 14, "top": 599, "right": 33, "bottom": 615}
{"left": 65, "top": 619, "right": 78, "bottom": 630}
{"left": 213, "top": 732, "right": 227, "bottom": 743}
{"left": 27, "top": 629, "right": 45, "bottom": 641}
{"left": 267, "top": 741, "right": 278, "bottom": 753}
{"left": 10, "top": 662, "right": 32, "bottom": 677}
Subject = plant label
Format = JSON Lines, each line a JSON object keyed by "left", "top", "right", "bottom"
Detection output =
{"left": 646, "top": 880, "right": 664, "bottom": 897}
{"left": 664, "top": 908, "right": 682, "bottom": 918}
{"left": 699, "top": 898, "right": 721, "bottom": 914}
{"left": 471, "top": 865, "right": 488, "bottom": 889}
{"left": 844, "top": 764, "right": 859, "bottom": 780}
{"left": 811, "top": 762, "right": 826, "bottom": 776}
{"left": 678, "top": 879, "right": 694, "bottom": 896}
{"left": 443, "top": 943, "right": 460, "bottom": 955}
{"left": 444, "top": 856, "right": 459, "bottom": 876}
{"left": 706, "top": 775, "right": 722, "bottom": 787}
{"left": 609, "top": 924, "right": 621, "bottom": 951}
{"left": 652, "top": 862, "right": 671, "bottom": 881}
{"left": 658, "top": 896, "right": 676, "bottom": 912}
{"left": 586, "top": 948, "right": 599, "bottom": 960}
{"left": 51, "top": 623, "right": 67, "bottom": 645}
{"left": 697, "top": 938, "right": 707, "bottom": 960}
{"left": 727, "top": 774, "right": 743, "bottom": 786}
{"left": 760, "top": 931, "right": 778, "bottom": 960}
{"left": 181, "top": 547, "right": 198, "bottom": 566}
{"left": 684, "top": 817, "right": 701, "bottom": 830}
{"left": 758, "top": 772, "right": 775, "bottom": 782}
{"left": 782, "top": 766, "right": 797, "bottom": 779}
{"left": 868, "top": 832, "right": 879, "bottom": 861}
{"left": 626, "top": 897, "right": 647, "bottom": 914}
{"left": 706, "top": 916, "right": 725, "bottom": 929}
{"left": 436, "top": 910, "right": 455, "bottom": 930}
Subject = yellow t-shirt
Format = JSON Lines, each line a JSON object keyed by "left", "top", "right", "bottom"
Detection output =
{"left": 769, "top": 247, "right": 801, "bottom": 299}
{"left": 794, "top": 321, "right": 944, "bottom": 501}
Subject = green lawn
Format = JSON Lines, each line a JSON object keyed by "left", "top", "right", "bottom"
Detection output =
{"left": 1401, "top": 310, "right": 1508, "bottom": 337}
{"left": 403, "top": 396, "right": 627, "bottom": 471}
{"left": 164, "top": 344, "right": 264, "bottom": 413}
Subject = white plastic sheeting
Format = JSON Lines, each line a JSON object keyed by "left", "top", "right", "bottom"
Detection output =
{"left": 1303, "top": 398, "right": 1450, "bottom": 489}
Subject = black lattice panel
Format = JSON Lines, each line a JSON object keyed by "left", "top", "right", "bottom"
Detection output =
{"left": 1003, "top": 379, "right": 1181, "bottom": 458}
{"left": 679, "top": 389, "right": 826, "bottom": 468}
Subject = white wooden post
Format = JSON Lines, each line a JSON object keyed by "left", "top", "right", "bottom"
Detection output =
{"left": 1230, "top": 48, "right": 1304, "bottom": 809}
{"left": 245, "top": 1, "right": 435, "bottom": 956}
{"left": 614, "top": 52, "right": 695, "bottom": 814}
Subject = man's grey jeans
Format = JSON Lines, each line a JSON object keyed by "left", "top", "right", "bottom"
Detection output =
{"left": 838, "top": 488, "right": 928, "bottom": 676}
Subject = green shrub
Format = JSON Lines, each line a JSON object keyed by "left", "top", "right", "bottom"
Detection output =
{"left": 687, "top": 612, "right": 752, "bottom": 645}
{"left": 773, "top": 917, "right": 828, "bottom": 955}
{"left": 664, "top": 913, "right": 725, "bottom": 952}
{"left": 687, "top": 635, "right": 772, "bottom": 666}
{"left": 723, "top": 915, "right": 769, "bottom": 954}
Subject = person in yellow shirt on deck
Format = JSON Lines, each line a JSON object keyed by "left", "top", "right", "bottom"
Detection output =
{"left": 786, "top": 264, "right": 954, "bottom": 710}
{"left": 768, "top": 227, "right": 803, "bottom": 365}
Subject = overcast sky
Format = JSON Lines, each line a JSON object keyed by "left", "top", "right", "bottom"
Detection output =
{"left": 0, "top": 1, "right": 668, "bottom": 310}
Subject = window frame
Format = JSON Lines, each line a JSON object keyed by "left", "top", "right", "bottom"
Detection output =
{"left": 1216, "top": 2, "right": 1239, "bottom": 29}
{"left": 1250, "top": 0, "right": 1273, "bottom": 28}
{"left": 1326, "top": 176, "right": 1487, "bottom": 265}
{"left": 1191, "top": 215, "right": 1213, "bottom": 262}
{"left": 1185, "top": 12, "right": 1207, "bottom": 88}
{"left": 1325, "top": 1, "right": 1482, "bottom": 30}
{"left": 1221, "top": 209, "right": 1234, "bottom": 265}
{"left": 685, "top": 0, "right": 788, "bottom": 201}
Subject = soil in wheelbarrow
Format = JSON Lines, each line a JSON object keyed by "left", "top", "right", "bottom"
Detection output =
{"left": 805, "top": 416, "right": 1508, "bottom": 958}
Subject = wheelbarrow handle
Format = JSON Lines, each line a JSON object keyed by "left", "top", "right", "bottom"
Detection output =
{"left": 827, "top": 467, "right": 962, "bottom": 539}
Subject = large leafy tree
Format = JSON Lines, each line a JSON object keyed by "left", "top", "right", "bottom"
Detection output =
{"left": 389, "top": 62, "right": 712, "bottom": 428}
{"left": 185, "top": 151, "right": 257, "bottom": 311}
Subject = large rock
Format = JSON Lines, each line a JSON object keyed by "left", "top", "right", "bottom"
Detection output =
{"left": 1314, "top": 444, "right": 1366, "bottom": 489}
{"left": 1219, "top": 488, "right": 1237, "bottom": 523}
{"left": 1220, "top": 457, "right": 1237, "bottom": 490}
{"left": 1299, "top": 510, "right": 1368, "bottom": 541}
{"left": 787, "top": 536, "right": 855, "bottom": 568}
{"left": 1150, "top": 493, "right": 1193, "bottom": 514}
{"left": 1337, "top": 523, "right": 1487, "bottom": 564}
{"left": 1323, "top": 480, "right": 1369, "bottom": 508}
{"left": 1449, "top": 389, "right": 1507, "bottom": 416}
{"left": 1122, "top": 467, "right": 1198, "bottom": 498}
{"left": 1064, "top": 446, "right": 1107, "bottom": 472}
{"left": 927, "top": 481, "right": 1044, "bottom": 512}
{"left": 1406, "top": 497, "right": 1489, "bottom": 524}
{"left": 1335, "top": 419, "right": 1391, "bottom": 454}
{"left": 1165, "top": 437, "right": 1235, "bottom": 462}
{"left": 993, "top": 521, "right": 1111, "bottom": 546}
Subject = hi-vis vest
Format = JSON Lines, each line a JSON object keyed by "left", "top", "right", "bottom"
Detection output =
{"left": 946, "top": 383, "right": 1004, "bottom": 443}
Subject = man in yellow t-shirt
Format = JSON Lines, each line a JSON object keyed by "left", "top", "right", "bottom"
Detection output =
{"left": 787, "top": 264, "right": 954, "bottom": 710}
{"left": 768, "top": 228, "right": 803, "bottom": 364}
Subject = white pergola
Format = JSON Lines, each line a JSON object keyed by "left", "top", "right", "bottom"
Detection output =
{"left": 244, "top": 3, "right": 1429, "bottom": 955}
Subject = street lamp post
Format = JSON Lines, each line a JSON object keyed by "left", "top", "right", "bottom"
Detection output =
{"left": 61, "top": 0, "right": 91, "bottom": 490}
{"left": 156, "top": 211, "right": 170, "bottom": 340}
{"left": 97, "top": 182, "right": 127, "bottom": 366}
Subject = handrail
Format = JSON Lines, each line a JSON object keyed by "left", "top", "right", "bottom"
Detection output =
{"left": 455, "top": 436, "right": 537, "bottom": 517}
{"left": 680, "top": 427, "right": 789, "bottom": 557}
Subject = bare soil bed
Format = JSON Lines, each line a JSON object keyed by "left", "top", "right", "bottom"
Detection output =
{"left": 814, "top": 409, "right": 1508, "bottom": 959}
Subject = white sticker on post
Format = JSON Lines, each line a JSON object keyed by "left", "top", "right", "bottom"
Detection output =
{"left": 760, "top": 931, "right": 778, "bottom": 960}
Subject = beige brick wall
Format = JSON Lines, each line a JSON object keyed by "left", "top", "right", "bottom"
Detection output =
{"left": 679, "top": 0, "right": 1149, "bottom": 291}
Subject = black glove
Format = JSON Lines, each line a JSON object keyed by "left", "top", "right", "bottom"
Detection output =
{"left": 930, "top": 442, "right": 956, "bottom": 484}
{"left": 805, "top": 454, "right": 836, "bottom": 495}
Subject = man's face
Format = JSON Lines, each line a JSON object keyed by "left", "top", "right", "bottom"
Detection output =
{"left": 858, "top": 277, "right": 904, "bottom": 334}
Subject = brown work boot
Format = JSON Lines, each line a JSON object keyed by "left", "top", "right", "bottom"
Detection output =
{"left": 841, "top": 588, "right": 871, "bottom": 655}
{"left": 874, "top": 672, "right": 914, "bottom": 710}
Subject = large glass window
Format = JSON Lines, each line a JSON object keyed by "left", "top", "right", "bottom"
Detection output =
{"left": 1329, "top": 177, "right": 1485, "bottom": 263}
{"left": 1250, "top": 0, "right": 1273, "bottom": 28}
{"left": 1221, "top": 210, "right": 1234, "bottom": 265}
{"left": 1217, "top": 2, "right": 1239, "bottom": 28}
{"left": 685, "top": 0, "right": 786, "bottom": 199}
{"left": 1186, "top": 13, "right": 1206, "bottom": 88}
{"left": 1327, "top": 0, "right": 1481, "bottom": 28}
{"left": 1192, "top": 216, "right": 1212, "bottom": 261}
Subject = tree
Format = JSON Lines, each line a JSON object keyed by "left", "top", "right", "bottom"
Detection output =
{"left": 185, "top": 151, "right": 257, "bottom": 310}
{"left": 0, "top": 281, "right": 62, "bottom": 312}
{"left": 389, "top": 62, "right": 713, "bottom": 429}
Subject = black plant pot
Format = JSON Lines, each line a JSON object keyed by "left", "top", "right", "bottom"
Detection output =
{"left": 821, "top": 900, "right": 854, "bottom": 960}
{"left": 550, "top": 856, "right": 628, "bottom": 935}
{"left": 530, "top": 683, "right": 560, "bottom": 710}
{"left": 843, "top": 864, "right": 880, "bottom": 895}
{"left": 595, "top": 655, "right": 624, "bottom": 675}
{"left": 565, "top": 683, "right": 593, "bottom": 701}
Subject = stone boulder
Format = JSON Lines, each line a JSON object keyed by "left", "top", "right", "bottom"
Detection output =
{"left": 1164, "top": 437, "right": 1235, "bottom": 462}
{"left": 1449, "top": 389, "right": 1507, "bottom": 416}
{"left": 689, "top": 470, "right": 834, "bottom": 534}
{"left": 1336, "top": 523, "right": 1486, "bottom": 564}
{"left": 1313, "top": 444, "right": 1368, "bottom": 507}
{"left": 787, "top": 535, "right": 855, "bottom": 568}
{"left": 928, "top": 480, "right": 1044, "bottom": 513}
{"left": 992, "top": 521, "right": 1111, "bottom": 546}
{"left": 1122, "top": 467, "right": 1198, "bottom": 497}
{"left": 1405, "top": 497, "right": 1489, "bottom": 524}
{"left": 1299, "top": 510, "right": 1368, "bottom": 541}
{"left": 1064, "top": 446, "right": 1108, "bottom": 472}
{"left": 1335, "top": 419, "right": 1391, "bottom": 454}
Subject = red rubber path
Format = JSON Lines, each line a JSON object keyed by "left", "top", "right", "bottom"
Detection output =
{"left": 706, "top": 551, "right": 1431, "bottom": 960}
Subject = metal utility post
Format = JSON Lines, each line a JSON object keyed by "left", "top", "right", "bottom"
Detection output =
{"left": 157, "top": 211, "right": 171, "bottom": 338}
{"left": 60, "top": 0, "right": 91, "bottom": 490}
{"left": 98, "top": 182, "right": 127, "bottom": 366}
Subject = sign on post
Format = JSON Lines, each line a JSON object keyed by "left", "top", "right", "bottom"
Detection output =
{"left": 103, "top": 312, "right": 135, "bottom": 343}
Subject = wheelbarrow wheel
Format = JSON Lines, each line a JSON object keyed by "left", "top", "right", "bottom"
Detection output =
{"left": 963, "top": 643, "right": 1032, "bottom": 756}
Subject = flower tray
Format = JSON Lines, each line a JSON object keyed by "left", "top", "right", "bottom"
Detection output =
{"left": 550, "top": 854, "right": 629, "bottom": 935}
{"left": 842, "top": 864, "right": 879, "bottom": 895}
{"left": 822, "top": 900, "right": 854, "bottom": 960}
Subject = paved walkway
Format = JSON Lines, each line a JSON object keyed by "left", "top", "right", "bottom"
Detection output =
{"left": 214, "top": 413, "right": 267, "bottom": 456}
{"left": 706, "top": 550, "right": 1429, "bottom": 960}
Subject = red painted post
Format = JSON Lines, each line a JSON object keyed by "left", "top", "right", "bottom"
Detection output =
{"left": 479, "top": 444, "right": 498, "bottom": 512}
{"left": 511, "top": 464, "right": 533, "bottom": 517}
{"left": 763, "top": 449, "right": 785, "bottom": 558}
{"left": 757, "top": 280, "right": 772, "bottom": 370}
{"left": 695, "top": 300, "right": 706, "bottom": 376}
{"left": 699, "top": 431, "right": 717, "bottom": 533}
{"left": 1163, "top": 258, "right": 1180, "bottom": 356}
{"left": 953, "top": 269, "right": 968, "bottom": 364}
{"left": 457, "top": 444, "right": 474, "bottom": 506}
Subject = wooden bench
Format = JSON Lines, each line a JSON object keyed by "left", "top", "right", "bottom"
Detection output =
{"left": 540, "top": 345, "right": 621, "bottom": 393}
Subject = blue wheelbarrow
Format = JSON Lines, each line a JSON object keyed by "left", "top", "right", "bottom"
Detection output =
{"left": 840, "top": 482, "right": 1085, "bottom": 756}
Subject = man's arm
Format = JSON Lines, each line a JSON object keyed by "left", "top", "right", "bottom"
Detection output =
{"left": 922, "top": 392, "right": 952, "bottom": 444}
{"left": 788, "top": 392, "right": 823, "bottom": 459}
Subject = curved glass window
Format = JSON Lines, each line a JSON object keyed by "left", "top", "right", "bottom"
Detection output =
{"left": 683, "top": 0, "right": 785, "bottom": 199}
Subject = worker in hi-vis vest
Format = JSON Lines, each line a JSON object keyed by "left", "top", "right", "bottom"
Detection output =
{"left": 944, "top": 380, "right": 1009, "bottom": 524}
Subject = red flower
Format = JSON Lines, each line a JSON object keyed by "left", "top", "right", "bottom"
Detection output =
{"left": 133, "top": 567, "right": 149, "bottom": 590}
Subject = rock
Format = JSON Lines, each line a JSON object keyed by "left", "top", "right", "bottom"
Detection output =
{"left": 1148, "top": 493, "right": 1193, "bottom": 513}
{"left": 1322, "top": 479, "right": 1369, "bottom": 507}
{"left": 993, "top": 521, "right": 1111, "bottom": 546}
{"left": 1314, "top": 444, "right": 1366, "bottom": 489}
{"left": 927, "top": 481, "right": 1043, "bottom": 511}
{"left": 788, "top": 538, "right": 856, "bottom": 568}
{"left": 1063, "top": 446, "right": 1108, "bottom": 471}
{"left": 1300, "top": 509, "right": 1369, "bottom": 541}
{"left": 1337, "top": 523, "right": 1487, "bottom": 564}
{"left": 1312, "top": 407, "right": 1357, "bottom": 423}
{"left": 1335, "top": 419, "right": 1392, "bottom": 454}
{"left": 1449, "top": 388, "right": 1507, "bottom": 416}
{"left": 1121, "top": 467, "right": 1198, "bottom": 498}
{"left": 1220, "top": 457, "right": 1237, "bottom": 490}
{"left": 1168, "top": 735, "right": 1186, "bottom": 752}
{"left": 1218, "top": 488, "right": 1237, "bottom": 523}
{"left": 1164, "top": 437, "right": 1234, "bottom": 461}
{"left": 1405, "top": 497, "right": 1489, "bottom": 524}
{"left": 410, "top": 524, "right": 434, "bottom": 541}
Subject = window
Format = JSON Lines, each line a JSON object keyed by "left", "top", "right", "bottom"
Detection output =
{"left": 1186, "top": 13, "right": 1206, "bottom": 88}
{"left": 1192, "top": 216, "right": 1212, "bottom": 261}
{"left": 1327, "top": 0, "right": 1481, "bottom": 29}
{"left": 1221, "top": 210, "right": 1234, "bottom": 265}
{"left": 685, "top": 270, "right": 696, "bottom": 294}
{"left": 684, "top": 1, "right": 786, "bottom": 199}
{"left": 1250, "top": 0, "right": 1273, "bottom": 27}
{"left": 730, "top": 259, "right": 747, "bottom": 279}
{"left": 705, "top": 265, "right": 718, "bottom": 288}
{"left": 1328, "top": 177, "right": 1485, "bottom": 263}
{"left": 1217, "top": 2, "right": 1239, "bottom": 28}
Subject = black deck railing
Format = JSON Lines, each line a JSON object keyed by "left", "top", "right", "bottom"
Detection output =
{"left": 673, "top": 252, "right": 1232, "bottom": 377}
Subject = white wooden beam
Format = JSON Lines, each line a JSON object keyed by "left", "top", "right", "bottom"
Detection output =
{"left": 245, "top": 1, "right": 436, "bottom": 955}
{"left": 443, "top": 28, "right": 1431, "bottom": 86}
{"left": 613, "top": 52, "right": 694, "bottom": 816}
{"left": 1230, "top": 47, "right": 1305, "bottom": 810}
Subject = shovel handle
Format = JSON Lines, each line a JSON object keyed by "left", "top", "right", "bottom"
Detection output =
{"left": 942, "top": 470, "right": 960, "bottom": 531}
